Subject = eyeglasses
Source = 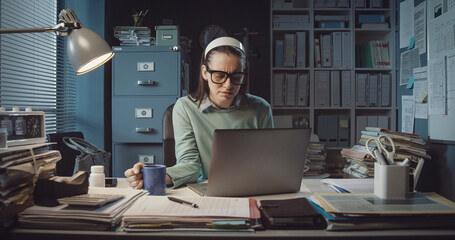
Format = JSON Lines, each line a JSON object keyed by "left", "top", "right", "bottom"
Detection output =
{"left": 205, "top": 65, "right": 247, "bottom": 85}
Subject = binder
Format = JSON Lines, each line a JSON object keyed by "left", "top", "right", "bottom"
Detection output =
{"left": 338, "top": 0, "right": 349, "bottom": 8}
{"left": 341, "top": 32, "right": 351, "bottom": 68}
{"left": 285, "top": 73, "right": 298, "bottom": 106}
{"left": 380, "top": 40, "right": 390, "bottom": 67}
{"left": 330, "top": 71, "right": 341, "bottom": 107}
{"left": 297, "top": 73, "right": 309, "bottom": 107}
{"left": 284, "top": 34, "right": 296, "bottom": 67}
{"left": 275, "top": 40, "right": 284, "bottom": 67}
{"left": 320, "top": 34, "right": 332, "bottom": 67}
{"left": 356, "top": 116, "right": 368, "bottom": 142}
{"left": 319, "top": 22, "right": 345, "bottom": 28}
{"left": 356, "top": 73, "right": 368, "bottom": 107}
{"left": 317, "top": 115, "right": 329, "bottom": 144}
{"left": 315, "top": 71, "right": 330, "bottom": 107}
{"left": 341, "top": 71, "right": 351, "bottom": 107}
{"left": 338, "top": 115, "right": 349, "bottom": 147}
{"left": 273, "top": 73, "right": 285, "bottom": 106}
{"left": 368, "top": 73, "right": 378, "bottom": 107}
{"left": 331, "top": 32, "right": 342, "bottom": 68}
{"left": 377, "top": 116, "right": 389, "bottom": 129}
{"left": 380, "top": 73, "right": 391, "bottom": 107}
{"left": 314, "top": 38, "right": 322, "bottom": 67}
{"left": 327, "top": 115, "right": 339, "bottom": 147}
{"left": 326, "top": 0, "right": 337, "bottom": 7}
{"left": 296, "top": 32, "right": 306, "bottom": 68}
{"left": 273, "top": 115, "right": 293, "bottom": 128}
{"left": 367, "top": 116, "right": 378, "bottom": 128}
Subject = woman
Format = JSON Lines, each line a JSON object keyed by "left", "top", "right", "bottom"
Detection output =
{"left": 125, "top": 37, "right": 273, "bottom": 189}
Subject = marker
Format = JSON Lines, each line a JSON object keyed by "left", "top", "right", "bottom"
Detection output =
{"left": 167, "top": 196, "right": 199, "bottom": 208}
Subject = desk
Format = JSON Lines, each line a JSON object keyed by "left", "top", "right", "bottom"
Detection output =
{"left": 7, "top": 179, "right": 455, "bottom": 240}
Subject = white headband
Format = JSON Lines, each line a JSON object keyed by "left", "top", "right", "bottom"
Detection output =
{"left": 204, "top": 37, "right": 245, "bottom": 58}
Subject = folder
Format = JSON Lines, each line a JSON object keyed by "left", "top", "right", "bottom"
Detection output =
{"left": 356, "top": 73, "right": 368, "bottom": 107}
{"left": 320, "top": 34, "right": 332, "bottom": 68}
{"left": 356, "top": 116, "right": 367, "bottom": 142}
{"left": 317, "top": 115, "right": 329, "bottom": 144}
{"left": 327, "top": 115, "right": 339, "bottom": 147}
{"left": 380, "top": 73, "right": 390, "bottom": 107}
{"left": 286, "top": 73, "right": 298, "bottom": 106}
{"left": 341, "top": 71, "right": 351, "bottom": 107}
{"left": 273, "top": 73, "right": 285, "bottom": 106}
{"left": 296, "top": 32, "right": 306, "bottom": 68}
{"left": 275, "top": 40, "right": 284, "bottom": 67}
{"left": 315, "top": 71, "right": 330, "bottom": 107}
{"left": 367, "top": 116, "right": 378, "bottom": 128}
{"left": 377, "top": 116, "right": 389, "bottom": 129}
{"left": 330, "top": 71, "right": 341, "bottom": 107}
{"left": 297, "top": 73, "right": 309, "bottom": 107}
{"left": 331, "top": 32, "right": 342, "bottom": 68}
{"left": 338, "top": 115, "right": 349, "bottom": 147}
{"left": 368, "top": 74, "right": 378, "bottom": 107}
{"left": 284, "top": 34, "right": 296, "bottom": 67}
{"left": 341, "top": 32, "right": 351, "bottom": 68}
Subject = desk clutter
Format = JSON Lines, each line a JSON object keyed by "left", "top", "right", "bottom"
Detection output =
{"left": 303, "top": 142, "right": 327, "bottom": 176}
{"left": 0, "top": 143, "right": 61, "bottom": 230}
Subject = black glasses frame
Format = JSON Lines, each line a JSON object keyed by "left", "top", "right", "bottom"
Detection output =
{"left": 205, "top": 65, "right": 247, "bottom": 85}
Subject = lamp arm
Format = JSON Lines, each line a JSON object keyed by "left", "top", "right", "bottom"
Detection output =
{"left": 0, "top": 22, "right": 79, "bottom": 35}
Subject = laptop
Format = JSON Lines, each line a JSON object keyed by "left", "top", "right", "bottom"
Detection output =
{"left": 187, "top": 128, "right": 311, "bottom": 197}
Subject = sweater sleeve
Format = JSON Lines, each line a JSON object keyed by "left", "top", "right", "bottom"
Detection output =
{"left": 165, "top": 99, "right": 202, "bottom": 188}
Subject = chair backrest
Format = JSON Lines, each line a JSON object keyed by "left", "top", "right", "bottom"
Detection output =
{"left": 162, "top": 104, "right": 176, "bottom": 167}
{"left": 47, "top": 131, "right": 84, "bottom": 176}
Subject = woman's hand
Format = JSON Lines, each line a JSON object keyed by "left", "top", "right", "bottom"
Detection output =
{"left": 124, "top": 162, "right": 145, "bottom": 189}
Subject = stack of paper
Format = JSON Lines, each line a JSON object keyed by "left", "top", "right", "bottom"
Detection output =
{"left": 18, "top": 187, "right": 146, "bottom": 230}
{"left": 304, "top": 142, "right": 327, "bottom": 176}
{"left": 0, "top": 143, "right": 61, "bottom": 229}
{"left": 341, "top": 145, "right": 375, "bottom": 178}
{"left": 114, "top": 26, "right": 152, "bottom": 46}
{"left": 122, "top": 195, "right": 261, "bottom": 232}
{"left": 313, "top": 192, "right": 455, "bottom": 231}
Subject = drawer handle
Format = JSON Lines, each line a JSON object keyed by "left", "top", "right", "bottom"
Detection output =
{"left": 137, "top": 80, "right": 156, "bottom": 86}
{"left": 136, "top": 128, "right": 153, "bottom": 133}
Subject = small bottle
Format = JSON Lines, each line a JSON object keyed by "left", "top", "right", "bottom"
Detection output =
{"left": 89, "top": 165, "right": 105, "bottom": 187}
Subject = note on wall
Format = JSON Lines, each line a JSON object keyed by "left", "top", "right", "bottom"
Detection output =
{"left": 413, "top": 66, "right": 428, "bottom": 119}
{"left": 400, "top": 0, "right": 415, "bottom": 48}
{"left": 414, "top": 1, "right": 426, "bottom": 55}
{"left": 401, "top": 95, "right": 415, "bottom": 134}
{"left": 400, "top": 48, "right": 420, "bottom": 86}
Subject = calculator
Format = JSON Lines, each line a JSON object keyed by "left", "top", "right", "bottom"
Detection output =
{"left": 57, "top": 193, "right": 124, "bottom": 207}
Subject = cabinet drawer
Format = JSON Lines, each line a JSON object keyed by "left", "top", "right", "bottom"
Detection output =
{"left": 112, "top": 96, "right": 176, "bottom": 142}
{"left": 112, "top": 143, "right": 163, "bottom": 177}
{"left": 113, "top": 51, "right": 179, "bottom": 96}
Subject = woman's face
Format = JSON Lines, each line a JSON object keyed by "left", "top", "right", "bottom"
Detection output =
{"left": 201, "top": 52, "right": 244, "bottom": 109}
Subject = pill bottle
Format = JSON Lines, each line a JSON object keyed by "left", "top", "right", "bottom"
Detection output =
{"left": 89, "top": 165, "right": 105, "bottom": 187}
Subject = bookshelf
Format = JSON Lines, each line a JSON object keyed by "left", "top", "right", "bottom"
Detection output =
{"left": 270, "top": 0, "right": 397, "bottom": 149}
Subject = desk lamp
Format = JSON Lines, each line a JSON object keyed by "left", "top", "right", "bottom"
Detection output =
{"left": 0, "top": 9, "right": 114, "bottom": 75}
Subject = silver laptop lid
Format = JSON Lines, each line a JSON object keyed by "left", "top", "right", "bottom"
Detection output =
{"left": 206, "top": 128, "right": 311, "bottom": 197}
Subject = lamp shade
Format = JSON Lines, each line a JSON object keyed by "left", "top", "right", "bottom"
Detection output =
{"left": 67, "top": 26, "right": 115, "bottom": 75}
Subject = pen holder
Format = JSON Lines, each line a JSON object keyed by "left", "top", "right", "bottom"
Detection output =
{"left": 374, "top": 162, "right": 409, "bottom": 199}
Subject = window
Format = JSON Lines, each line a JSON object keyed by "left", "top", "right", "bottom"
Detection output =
{"left": 0, "top": 0, "right": 76, "bottom": 134}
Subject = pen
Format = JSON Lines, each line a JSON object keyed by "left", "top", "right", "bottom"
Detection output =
{"left": 167, "top": 196, "right": 199, "bottom": 208}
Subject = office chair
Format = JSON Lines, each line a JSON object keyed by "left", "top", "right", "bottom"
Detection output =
{"left": 47, "top": 131, "right": 84, "bottom": 176}
{"left": 163, "top": 104, "right": 176, "bottom": 167}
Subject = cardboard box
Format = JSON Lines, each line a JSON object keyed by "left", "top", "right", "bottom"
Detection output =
{"left": 155, "top": 25, "right": 179, "bottom": 46}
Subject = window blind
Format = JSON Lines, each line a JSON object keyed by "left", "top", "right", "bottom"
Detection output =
{"left": 0, "top": 0, "right": 77, "bottom": 134}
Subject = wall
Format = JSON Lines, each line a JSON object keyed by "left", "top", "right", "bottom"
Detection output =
{"left": 73, "top": 0, "right": 106, "bottom": 149}
{"left": 398, "top": 0, "right": 455, "bottom": 201}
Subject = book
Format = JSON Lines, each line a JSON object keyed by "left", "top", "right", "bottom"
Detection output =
{"left": 361, "top": 23, "right": 389, "bottom": 29}
{"left": 284, "top": 34, "right": 296, "bottom": 67}
{"left": 259, "top": 198, "right": 326, "bottom": 229}
{"left": 358, "top": 14, "right": 386, "bottom": 23}
{"left": 275, "top": 39, "right": 284, "bottom": 67}
{"left": 296, "top": 32, "right": 306, "bottom": 68}
{"left": 314, "top": 38, "right": 322, "bottom": 67}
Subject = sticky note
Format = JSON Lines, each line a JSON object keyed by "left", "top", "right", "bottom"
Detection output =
{"left": 406, "top": 76, "right": 415, "bottom": 89}
{"left": 339, "top": 119, "right": 349, "bottom": 128}
{"left": 418, "top": 90, "right": 428, "bottom": 103}
{"left": 408, "top": 36, "right": 415, "bottom": 50}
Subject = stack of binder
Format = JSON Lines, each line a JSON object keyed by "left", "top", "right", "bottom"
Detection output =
{"left": 0, "top": 143, "right": 61, "bottom": 229}
{"left": 114, "top": 26, "right": 152, "bottom": 46}
{"left": 314, "top": 32, "right": 351, "bottom": 68}
{"left": 304, "top": 142, "right": 327, "bottom": 176}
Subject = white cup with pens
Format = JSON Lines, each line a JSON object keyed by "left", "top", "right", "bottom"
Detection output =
{"left": 367, "top": 136, "right": 410, "bottom": 199}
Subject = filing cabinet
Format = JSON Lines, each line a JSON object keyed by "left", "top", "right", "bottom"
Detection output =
{"left": 112, "top": 46, "right": 181, "bottom": 177}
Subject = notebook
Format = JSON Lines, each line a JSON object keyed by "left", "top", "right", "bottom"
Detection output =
{"left": 187, "top": 128, "right": 311, "bottom": 197}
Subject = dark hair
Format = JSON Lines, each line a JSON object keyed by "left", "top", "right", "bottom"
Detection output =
{"left": 189, "top": 46, "right": 249, "bottom": 107}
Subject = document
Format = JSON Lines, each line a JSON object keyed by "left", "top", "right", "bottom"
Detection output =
{"left": 428, "top": 58, "right": 446, "bottom": 115}
{"left": 401, "top": 95, "right": 415, "bottom": 134}
{"left": 413, "top": 66, "right": 428, "bottom": 119}
{"left": 399, "top": 0, "right": 414, "bottom": 48}
{"left": 123, "top": 195, "right": 251, "bottom": 218}
{"left": 414, "top": 1, "right": 426, "bottom": 55}
{"left": 400, "top": 48, "right": 421, "bottom": 86}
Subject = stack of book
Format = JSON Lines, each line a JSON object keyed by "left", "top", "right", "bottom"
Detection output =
{"left": 304, "top": 142, "right": 327, "bottom": 176}
{"left": 341, "top": 145, "right": 374, "bottom": 178}
{"left": 114, "top": 26, "right": 152, "bottom": 46}
{"left": 0, "top": 143, "right": 61, "bottom": 230}
{"left": 122, "top": 195, "right": 261, "bottom": 232}
{"left": 355, "top": 40, "right": 390, "bottom": 68}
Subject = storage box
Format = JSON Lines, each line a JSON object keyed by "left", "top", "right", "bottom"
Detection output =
{"left": 155, "top": 25, "right": 179, "bottom": 46}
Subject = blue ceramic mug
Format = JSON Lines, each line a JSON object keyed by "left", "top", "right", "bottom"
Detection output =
{"left": 142, "top": 164, "right": 166, "bottom": 195}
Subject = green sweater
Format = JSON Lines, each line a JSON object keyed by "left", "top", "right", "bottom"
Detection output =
{"left": 166, "top": 93, "right": 273, "bottom": 188}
